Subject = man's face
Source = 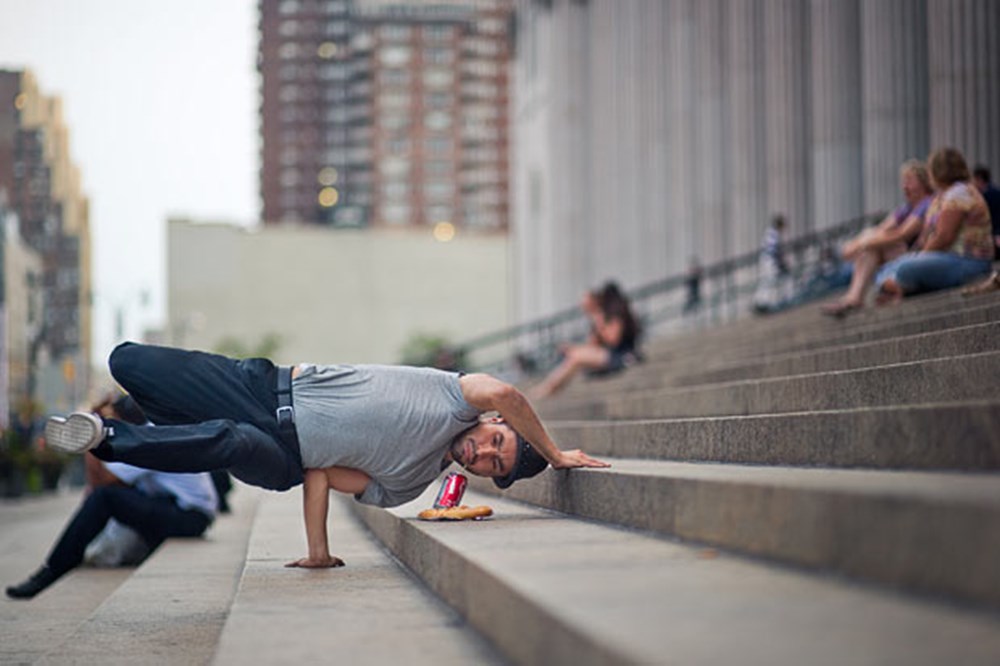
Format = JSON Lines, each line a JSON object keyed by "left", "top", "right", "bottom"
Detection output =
{"left": 449, "top": 419, "right": 518, "bottom": 479}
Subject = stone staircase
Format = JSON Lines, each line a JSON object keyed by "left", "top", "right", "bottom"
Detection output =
{"left": 4, "top": 288, "right": 998, "bottom": 664}
{"left": 348, "top": 288, "right": 1000, "bottom": 664}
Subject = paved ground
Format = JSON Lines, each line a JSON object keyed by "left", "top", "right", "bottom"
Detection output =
{"left": 0, "top": 489, "right": 131, "bottom": 665}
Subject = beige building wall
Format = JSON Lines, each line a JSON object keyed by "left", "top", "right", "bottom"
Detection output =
{"left": 3, "top": 216, "right": 43, "bottom": 421}
{"left": 167, "top": 219, "right": 510, "bottom": 366}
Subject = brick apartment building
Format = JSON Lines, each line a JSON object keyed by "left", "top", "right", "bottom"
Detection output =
{"left": 0, "top": 69, "right": 91, "bottom": 417}
{"left": 258, "top": 0, "right": 512, "bottom": 231}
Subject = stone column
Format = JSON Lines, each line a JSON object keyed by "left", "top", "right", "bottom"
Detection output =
{"left": 726, "top": 0, "right": 767, "bottom": 258}
{"left": 512, "top": 0, "right": 559, "bottom": 321}
{"left": 548, "top": 0, "right": 593, "bottom": 307}
{"left": 693, "top": 0, "right": 728, "bottom": 264}
{"left": 810, "top": 0, "right": 863, "bottom": 231}
{"left": 664, "top": 0, "right": 697, "bottom": 268}
{"left": 927, "top": 0, "right": 1000, "bottom": 175}
{"left": 861, "top": 0, "right": 929, "bottom": 214}
{"left": 763, "top": 0, "right": 811, "bottom": 237}
{"left": 634, "top": 0, "right": 671, "bottom": 282}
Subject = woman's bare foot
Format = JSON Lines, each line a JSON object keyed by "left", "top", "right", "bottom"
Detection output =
{"left": 820, "top": 299, "right": 862, "bottom": 319}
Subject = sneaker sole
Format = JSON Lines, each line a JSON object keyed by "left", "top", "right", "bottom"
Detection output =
{"left": 45, "top": 413, "right": 104, "bottom": 454}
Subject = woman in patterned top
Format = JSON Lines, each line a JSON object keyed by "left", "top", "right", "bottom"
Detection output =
{"left": 875, "top": 147, "right": 994, "bottom": 303}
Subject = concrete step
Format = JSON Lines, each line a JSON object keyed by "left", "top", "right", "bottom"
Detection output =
{"left": 465, "top": 461, "right": 1000, "bottom": 608}
{"left": 212, "top": 490, "right": 505, "bottom": 665}
{"left": 582, "top": 319, "right": 1000, "bottom": 395}
{"left": 646, "top": 288, "right": 996, "bottom": 359}
{"left": 543, "top": 350, "right": 1000, "bottom": 419}
{"left": 351, "top": 486, "right": 1000, "bottom": 665}
{"left": 35, "top": 486, "right": 261, "bottom": 665}
{"left": 642, "top": 298, "right": 1000, "bottom": 370}
{"left": 546, "top": 302, "right": 1000, "bottom": 405}
{"left": 673, "top": 320, "right": 1000, "bottom": 386}
{"left": 544, "top": 400, "right": 1000, "bottom": 470}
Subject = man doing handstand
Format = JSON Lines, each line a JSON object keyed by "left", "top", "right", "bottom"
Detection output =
{"left": 45, "top": 342, "right": 609, "bottom": 568}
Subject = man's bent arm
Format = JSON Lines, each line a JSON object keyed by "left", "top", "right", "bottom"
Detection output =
{"left": 460, "top": 373, "right": 609, "bottom": 470}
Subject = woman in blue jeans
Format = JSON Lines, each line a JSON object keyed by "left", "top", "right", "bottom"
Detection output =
{"left": 876, "top": 147, "right": 994, "bottom": 302}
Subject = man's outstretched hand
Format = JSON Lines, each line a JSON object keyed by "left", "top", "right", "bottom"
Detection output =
{"left": 285, "top": 555, "right": 345, "bottom": 568}
{"left": 552, "top": 449, "right": 611, "bottom": 470}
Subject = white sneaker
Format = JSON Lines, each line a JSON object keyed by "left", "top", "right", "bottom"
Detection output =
{"left": 44, "top": 412, "right": 107, "bottom": 454}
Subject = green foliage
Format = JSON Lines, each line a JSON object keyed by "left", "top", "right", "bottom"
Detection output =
{"left": 0, "top": 426, "right": 68, "bottom": 496}
{"left": 213, "top": 333, "right": 283, "bottom": 359}
{"left": 398, "top": 332, "right": 466, "bottom": 370}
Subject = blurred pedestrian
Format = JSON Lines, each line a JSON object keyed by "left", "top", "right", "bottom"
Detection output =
{"left": 6, "top": 439, "right": 217, "bottom": 599}
{"left": 875, "top": 147, "right": 994, "bottom": 303}
{"left": 530, "top": 281, "right": 642, "bottom": 399}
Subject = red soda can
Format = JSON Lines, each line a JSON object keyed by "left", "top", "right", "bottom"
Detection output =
{"left": 433, "top": 472, "right": 468, "bottom": 508}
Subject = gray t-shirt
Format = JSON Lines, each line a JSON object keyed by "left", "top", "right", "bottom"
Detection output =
{"left": 292, "top": 363, "right": 482, "bottom": 507}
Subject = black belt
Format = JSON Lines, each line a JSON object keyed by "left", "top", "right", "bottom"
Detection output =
{"left": 274, "top": 366, "right": 299, "bottom": 450}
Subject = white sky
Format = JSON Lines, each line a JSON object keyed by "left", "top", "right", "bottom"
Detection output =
{"left": 0, "top": 0, "right": 258, "bottom": 364}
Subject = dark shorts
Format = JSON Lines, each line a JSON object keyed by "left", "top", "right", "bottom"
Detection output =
{"left": 586, "top": 348, "right": 641, "bottom": 378}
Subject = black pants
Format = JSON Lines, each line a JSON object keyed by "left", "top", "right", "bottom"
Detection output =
{"left": 94, "top": 342, "right": 304, "bottom": 491}
{"left": 47, "top": 485, "right": 211, "bottom": 578}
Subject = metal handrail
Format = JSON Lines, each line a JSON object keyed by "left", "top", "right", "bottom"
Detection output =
{"left": 457, "top": 213, "right": 883, "bottom": 376}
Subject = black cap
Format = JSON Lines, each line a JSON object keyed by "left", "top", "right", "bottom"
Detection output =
{"left": 493, "top": 434, "right": 549, "bottom": 489}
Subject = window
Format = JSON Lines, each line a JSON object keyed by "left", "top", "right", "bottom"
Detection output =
{"left": 325, "top": 107, "right": 349, "bottom": 123}
{"left": 323, "top": 86, "right": 347, "bottom": 102}
{"left": 379, "top": 92, "right": 410, "bottom": 108}
{"left": 380, "top": 25, "right": 412, "bottom": 41}
{"left": 424, "top": 91, "right": 452, "bottom": 108}
{"left": 465, "top": 59, "right": 499, "bottom": 77}
{"left": 382, "top": 204, "right": 411, "bottom": 225}
{"left": 379, "top": 113, "right": 411, "bottom": 130}
{"left": 426, "top": 160, "right": 452, "bottom": 177}
{"left": 324, "top": 21, "right": 348, "bottom": 37}
{"left": 422, "top": 68, "right": 454, "bottom": 88}
{"left": 427, "top": 205, "right": 452, "bottom": 222}
{"left": 476, "top": 18, "right": 506, "bottom": 35}
{"left": 379, "top": 158, "right": 410, "bottom": 177}
{"left": 279, "top": 0, "right": 300, "bottom": 14}
{"left": 425, "top": 181, "right": 455, "bottom": 200}
{"left": 279, "top": 20, "right": 299, "bottom": 37}
{"left": 425, "top": 137, "right": 453, "bottom": 155}
{"left": 382, "top": 181, "right": 410, "bottom": 199}
{"left": 386, "top": 137, "right": 410, "bottom": 155}
{"left": 424, "top": 111, "right": 452, "bottom": 131}
{"left": 423, "top": 25, "right": 454, "bottom": 41}
{"left": 381, "top": 68, "right": 410, "bottom": 87}
{"left": 423, "top": 47, "right": 453, "bottom": 65}
{"left": 317, "top": 41, "right": 338, "bottom": 59}
{"left": 379, "top": 46, "right": 412, "bottom": 66}
{"left": 465, "top": 37, "right": 501, "bottom": 56}
{"left": 319, "top": 63, "right": 349, "bottom": 81}
{"left": 279, "top": 43, "right": 300, "bottom": 59}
